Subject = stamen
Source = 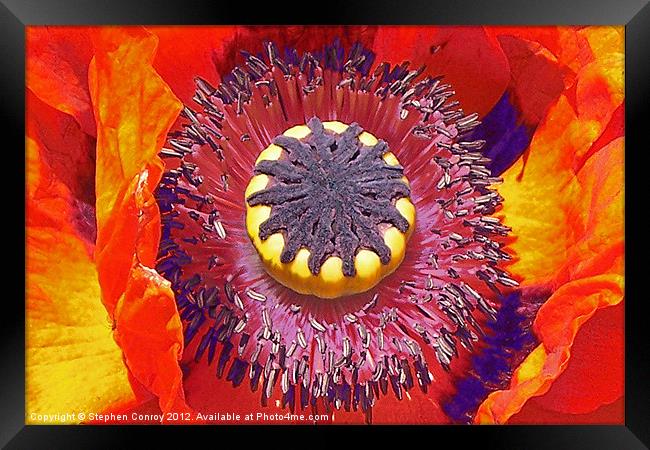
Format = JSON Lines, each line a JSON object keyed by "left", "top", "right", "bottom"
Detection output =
{"left": 154, "top": 38, "right": 518, "bottom": 422}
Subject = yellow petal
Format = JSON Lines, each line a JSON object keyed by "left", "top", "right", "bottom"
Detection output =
{"left": 26, "top": 135, "right": 136, "bottom": 423}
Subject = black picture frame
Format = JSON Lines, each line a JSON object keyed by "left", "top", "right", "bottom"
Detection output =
{"left": 5, "top": 0, "right": 648, "bottom": 447}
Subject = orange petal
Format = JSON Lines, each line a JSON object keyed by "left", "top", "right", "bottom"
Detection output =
{"left": 26, "top": 26, "right": 96, "bottom": 136}
{"left": 90, "top": 26, "right": 182, "bottom": 311}
{"left": 474, "top": 274, "right": 623, "bottom": 424}
{"left": 89, "top": 27, "right": 187, "bottom": 414}
{"left": 498, "top": 95, "right": 590, "bottom": 286}
{"left": 563, "top": 137, "right": 624, "bottom": 284}
{"left": 475, "top": 27, "right": 624, "bottom": 423}
{"left": 26, "top": 132, "right": 137, "bottom": 422}
{"left": 114, "top": 261, "right": 190, "bottom": 415}
{"left": 498, "top": 31, "right": 623, "bottom": 287}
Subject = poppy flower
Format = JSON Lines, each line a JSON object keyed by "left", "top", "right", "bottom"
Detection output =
{"left": 25, "top": 25, "right": 623, "bottom": 425}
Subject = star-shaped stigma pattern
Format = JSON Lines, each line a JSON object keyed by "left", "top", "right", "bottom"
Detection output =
{"left": 246, "top": 117, "right": 411, "bottom": 277}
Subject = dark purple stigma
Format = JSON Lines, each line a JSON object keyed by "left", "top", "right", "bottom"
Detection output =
{"left": 247, "top": 117, "right": 410, "bottom": 276}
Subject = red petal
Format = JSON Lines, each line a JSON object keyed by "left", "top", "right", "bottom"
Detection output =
{"left": 485, "top": 26, "right": 593, "bottom": 78}
{"left": 27, "top": 90, "right": 96, "bottom": 209}
{"left": 494, "top": 34, "right": 565, "bottom": 125}
{"left": 527, "top": 301, "right": 623, "bottom": 416}
{"left": 26, "top": 26, "right": 96, "bottom": 136}
{"left": 149, "top": 26, "right": 378, "bottom": 105}
{"left": 508, "top": 395, "right": 623, "bottom": 424}
{"left": 148, "top": 26, "right": 241, "bottom": 104}
{"left": 371, "top": 26, "right": 509, "bottom": 117}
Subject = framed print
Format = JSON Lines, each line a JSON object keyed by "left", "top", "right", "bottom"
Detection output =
{"left": 4, "top": 0, "right": 648, "bottom": 447}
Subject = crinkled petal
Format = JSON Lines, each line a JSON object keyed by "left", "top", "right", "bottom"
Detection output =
{"left": 475, "top": 27, "right": 624, "bottom": 423}
{"left": 498, "top": 36, "right": 623, "bottom": 287}
{"left": 26, "top": 132, "right": 137, "bottom": 422}
{"left": 114, "top": 261, "right": 190, "bottom": 414}
{"left": 89, "top": 26, "right": 187, "bottom": 414}
{"left": 90, "top": 26, "right": 181, "bottom": 309}
{"left": 475, "top": 274, "right": 623, "bottom": 423}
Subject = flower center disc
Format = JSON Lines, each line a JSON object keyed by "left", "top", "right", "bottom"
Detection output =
{"left": 245, "top": 118, "right": 416, "bottom": 299}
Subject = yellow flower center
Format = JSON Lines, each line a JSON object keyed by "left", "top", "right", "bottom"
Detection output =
{"left": 245, "top": 120, "right": 415, "bottom": 298}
